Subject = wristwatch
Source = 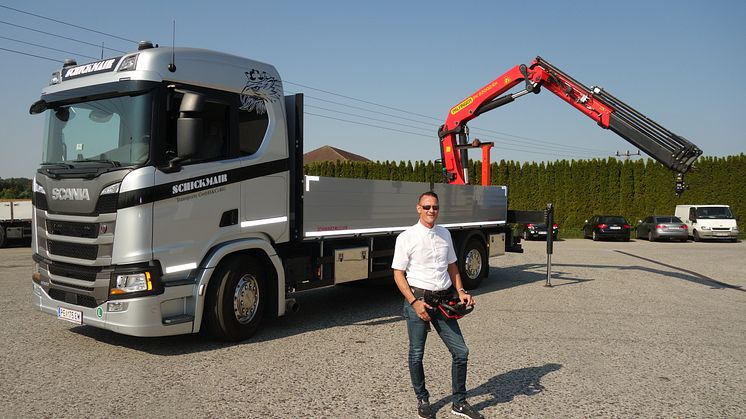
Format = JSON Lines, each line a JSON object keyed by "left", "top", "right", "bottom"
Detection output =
{"left": 457, "top": 288, "right": 467, "bottom": 293}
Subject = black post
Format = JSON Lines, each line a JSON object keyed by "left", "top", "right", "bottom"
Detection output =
{"left": 545, "top": 203, "right": 554, "bottom": 287}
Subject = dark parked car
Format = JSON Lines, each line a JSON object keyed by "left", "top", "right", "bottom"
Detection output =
{"left": 517, "top": 222, "right": 558, "bottom": 241}
{"left": 583, "top": 215, "right": 631, "bottom": 241}
{"left": 635, "top": 215, "right": 689, "bottom": 242}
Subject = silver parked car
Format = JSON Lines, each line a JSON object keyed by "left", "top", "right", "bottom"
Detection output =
{"left": 636, "top": 215, "right": 689, "bottom": 242}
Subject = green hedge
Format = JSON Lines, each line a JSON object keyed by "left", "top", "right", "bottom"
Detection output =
{"left": 305, "top": 154, "right": 746, "bottom": 232}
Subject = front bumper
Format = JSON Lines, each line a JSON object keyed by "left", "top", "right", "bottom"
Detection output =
{"left": 31, "top": 281, "right": 196, "bottom": 337}
{"left": 695, "top": 230, "right": 738, "bottom": 240}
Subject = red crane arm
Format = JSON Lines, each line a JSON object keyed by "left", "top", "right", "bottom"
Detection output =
{"left": 438, "top": 56, "right": 702, "bottom": 195}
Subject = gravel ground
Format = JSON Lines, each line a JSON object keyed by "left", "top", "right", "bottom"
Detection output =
{"left": 1, "top": 239, "right": 744, "bottom": 418}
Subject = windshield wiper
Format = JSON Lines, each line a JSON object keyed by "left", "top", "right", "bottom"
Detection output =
{"left": 73, "top": 158, "right": 122, "bottom": 167}
{"left": 40, "top": 162, "right": 75, "bottom": 169}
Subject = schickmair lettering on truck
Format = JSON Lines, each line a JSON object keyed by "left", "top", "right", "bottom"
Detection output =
{"left": 61, "top": 57, "right": 123, "bottom": 81}
{"left": 171, "top": 174, "right": 228, "bottom": 195}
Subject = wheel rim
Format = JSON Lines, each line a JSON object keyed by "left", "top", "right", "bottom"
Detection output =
{"left": 233, "top": 274, "right": 260, "bottom": 324}
{"left": 464, "top": 248, "right": 483, "bottom": 280}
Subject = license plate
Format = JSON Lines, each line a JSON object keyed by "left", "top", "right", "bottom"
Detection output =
{"left": 715, "top": 233, "right": 729, "bottom": 237}
{"left": 539, "top": 231, "right": 547, "bottom": 235}
{"left": 610, "top": 226, "right": 621, "bottom": 230}
{"left": 57, "top": 307, "right": 83, "bottom": 325}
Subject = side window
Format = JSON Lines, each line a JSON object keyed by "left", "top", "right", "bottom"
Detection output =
{"left": 195, "top": 101, "right": 229, "bottom": 163}
{"left": 163, "top": 91, "right": 229, "bottom": 165}
{"left": 238, "top": 107, "right": 269, "bottom": 156}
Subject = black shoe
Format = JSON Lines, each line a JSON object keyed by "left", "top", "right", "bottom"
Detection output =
{"left": 418, "top": 399, "right": 435, "bottom": 419}
{"left": 451, "top": 401, "right": 484, "bottom": 419}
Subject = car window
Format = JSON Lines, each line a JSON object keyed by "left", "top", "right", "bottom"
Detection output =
{"left": 600, "top": 216, "right": 627, "bottom": 224}
{"left": 656, "top": 217, "right": 677, "bottom": 223}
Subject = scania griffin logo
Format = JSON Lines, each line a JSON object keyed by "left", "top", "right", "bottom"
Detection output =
{"left": 51, "top": 188, "right": 91, "bottom": 201}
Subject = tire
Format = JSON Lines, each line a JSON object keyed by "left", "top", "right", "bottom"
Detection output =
{"left": 693, "top": 230, "right": 700, "bottom": 242}
{"left": 523, "top": 230, "right": 529, "bottom": 241}
{"left": 592, "top": 231, "right": 599, "bottom": 241}
{"left": 0, "top": 226, "right": 6, "bottom": 248}
{"left": 459, "top": 238, "right": 487, "bottom": 290}
{"left": 204, "top": 255, "right": 267, "bottom": 341}
{"left": 648, "top": 231, "right": 654, "bottom": 242}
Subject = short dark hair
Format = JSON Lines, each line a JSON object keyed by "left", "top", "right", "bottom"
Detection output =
{"left": 418, "top": 191, "right": 438, "bottom": 204}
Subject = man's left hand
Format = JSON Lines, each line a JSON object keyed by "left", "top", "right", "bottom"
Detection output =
{"left": 458, "top": 290, "right": 475, "bottom": 307}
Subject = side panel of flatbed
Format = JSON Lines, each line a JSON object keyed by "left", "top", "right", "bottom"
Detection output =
{"left": 302, "top": 176, "right": 507, "bottom": 239}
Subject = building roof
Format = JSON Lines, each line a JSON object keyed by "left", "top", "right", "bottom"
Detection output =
{"left": 303, "top": 145, "right": 371, "bottom": 164}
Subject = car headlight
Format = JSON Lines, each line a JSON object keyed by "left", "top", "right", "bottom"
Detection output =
{"left": 110, "top": 272, "right": 153, "bottom": 296}
{"left": 700, "top": 226, "right": 711, "bottom": 230}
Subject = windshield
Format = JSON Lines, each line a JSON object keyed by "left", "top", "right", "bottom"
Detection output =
{"left": 695, "top": 206, "right": 733, "bottom": 219}
{"left": 41, "top": 92, "right": 152, "bottom": 167}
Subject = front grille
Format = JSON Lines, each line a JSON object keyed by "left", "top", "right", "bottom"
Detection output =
{"left": 95, "top": 194, "right": 118, "bottom": 213}
{"left": 712, "top": 228, "right": 730, "bottom": 231}
{"left": 48, "top": 240, "right": 98, "bottom": 260}
{"left": 49, "top": 262, "right": 101, "bottom": 282}
{"left": 46, "top": 220, "right": 99, "bottom": 238}
{"left": 49, "top": 288, "right": 98, "bottom": 308}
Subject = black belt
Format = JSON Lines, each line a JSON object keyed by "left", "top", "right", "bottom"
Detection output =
{"left": 410, "top": 286, "right": 455, "bottom": 305}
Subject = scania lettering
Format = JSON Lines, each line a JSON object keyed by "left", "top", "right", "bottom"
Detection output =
{"left": 51, "top": 188, "right": 91, "bottom": 201}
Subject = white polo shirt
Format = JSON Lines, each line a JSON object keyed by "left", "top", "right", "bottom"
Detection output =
{"left": 391, "top": 221, "right": 457, "bottom": 291}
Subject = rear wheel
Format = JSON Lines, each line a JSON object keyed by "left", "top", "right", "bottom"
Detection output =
{"left": 592, "top": 231, "right": 599, "bottom": 241}
{"left": 648, "top": 231, "right": 654, "bottom": 242}
{"left": 204, "top": 256, "right": 267, "bottom": 341}
{"left": 459, "top": 238, "right": 487, "bottom": 290}
{"left": 0, "top": 226, "right": 6, "bottom": 248}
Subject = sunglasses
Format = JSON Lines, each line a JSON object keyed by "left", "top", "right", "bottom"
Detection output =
{"left": 421, "top": 205, "right": 440, "bottom": 211}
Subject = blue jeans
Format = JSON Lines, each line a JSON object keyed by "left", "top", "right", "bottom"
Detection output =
{"left": 403, "top": 299, "right": 469, "bottom": 404}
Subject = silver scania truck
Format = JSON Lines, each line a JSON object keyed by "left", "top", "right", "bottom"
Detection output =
{"left": 29, "top": 43, "right": 511, "bottom": 341}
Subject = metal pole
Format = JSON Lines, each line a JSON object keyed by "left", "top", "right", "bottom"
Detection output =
{"left": 545, "top": 203, "right": 554, "bottom": 287}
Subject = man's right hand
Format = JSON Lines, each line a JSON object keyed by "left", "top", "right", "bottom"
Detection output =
{"left": 412, "top": 299, "right": 433, "bottom": 322}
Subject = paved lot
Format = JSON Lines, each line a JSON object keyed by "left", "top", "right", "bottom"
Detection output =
{"left": 1, "top": 239, "right": 745, "bottom": 418}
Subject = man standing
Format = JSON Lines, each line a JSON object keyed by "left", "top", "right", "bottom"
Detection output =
{"left": 392, "top": 191, "right": 484, "bottom": 419}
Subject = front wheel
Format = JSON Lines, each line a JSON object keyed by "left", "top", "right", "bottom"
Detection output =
{"left": 204, "top": 256, "right": 267, "bottom": 341}
{"left": 0, "top": 226, "right": 6, "bottom": 248}
{"left": 459, "top": 238, "right": 487, "bottom": 290}
{"left": 693, "top": 230, "right": 700, "bottom": 242}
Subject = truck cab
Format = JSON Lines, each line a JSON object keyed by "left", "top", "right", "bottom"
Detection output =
{"left": 674, "top": 205, "right": 739, "bottom": 242}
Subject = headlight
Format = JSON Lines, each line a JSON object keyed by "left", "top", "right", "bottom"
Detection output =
{"left": 700, "top": 226, "right": 711, "bottom": 230}
{"left": 118, "top": 54, "right": 139, "bottom": 72}
{"left": 111, "top": 272, "right": 153, "bottom": 295}
{"left": 100, "top": 182, "right": 121, "bottom": 195}
{"left": 33, "top": 177, "right": 46, "bottom": 195}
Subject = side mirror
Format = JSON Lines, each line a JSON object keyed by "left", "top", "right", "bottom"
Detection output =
{"left": 176, "top": 91, "right": 204, "bottom": 159}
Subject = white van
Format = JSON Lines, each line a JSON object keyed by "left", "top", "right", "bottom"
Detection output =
{"left": 674, "top": 205, "right": 739, "bottom": 242}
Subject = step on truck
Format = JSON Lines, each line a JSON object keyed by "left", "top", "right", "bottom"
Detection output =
{"left": 28, "top": 43, "right": 510, "bottom": 341}
{"left": 29, "top": 44, "right": 701, "bottom": 341}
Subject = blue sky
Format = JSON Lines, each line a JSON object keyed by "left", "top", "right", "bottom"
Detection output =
{"left": 1, "top": 0, "right": 745, "bottom": 178}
